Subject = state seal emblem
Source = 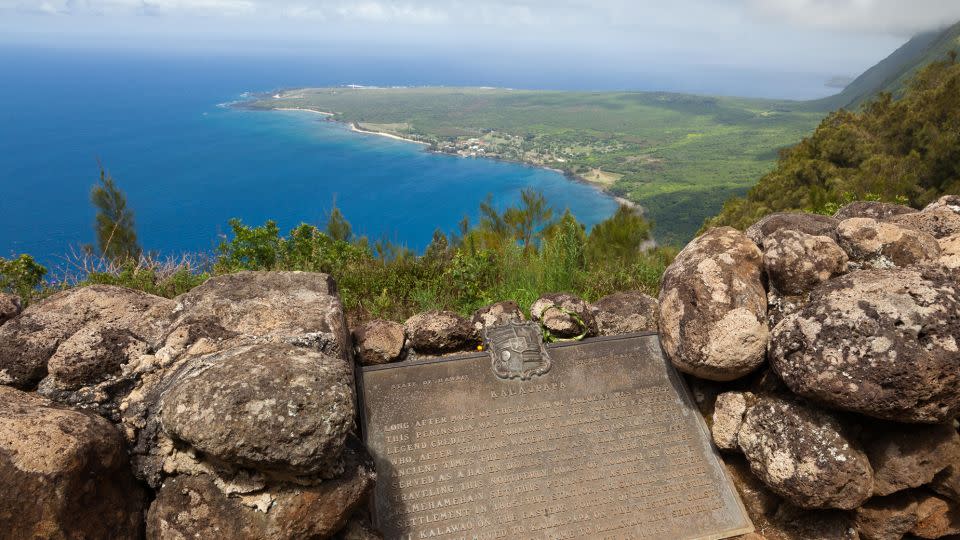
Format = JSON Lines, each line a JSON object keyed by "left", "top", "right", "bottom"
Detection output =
{"left": 483, "top": 321, "right": 552, "bottom": 380}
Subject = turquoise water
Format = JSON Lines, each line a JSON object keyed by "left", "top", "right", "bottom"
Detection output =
{"left": 0, "top": 47, "right": 619, "bottom": 268}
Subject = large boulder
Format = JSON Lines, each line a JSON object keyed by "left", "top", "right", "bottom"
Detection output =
{"left": 471, "top": 301, "right": 524, "bottom": 334}
{"left": 770, "top": 267, "right": 960, "bottom": 423}
{"left": 835, "top": 218, "right": 940, "bottom": 267}
{"left": 658, "top": 227, "right": 768, "bottom": 381}
{"left": 160, "top": 271, "right": 350, "bottom": 361}
{"left": 736, "top": 398, "right": 874, "bottom": 510}
{"left": 0, "top": 293, "right": 20, "bottom": 326}
{"left": 854, "top": 492, "right": 919, "bottom": 540}
{"left": 745, "top": 212, "right": 839, "bottom": 245}
{"left": 861, "top": 422, "right": 960, "bottom": 496}
{"left": 762, "top": 229, "right": 848, "bottom": 296}
{"left": 159, "top": 342, "right": 354, "bottom": 478}
{"left": 403, "top": 310, "right": 475, "bottom": 355}
{"left": 834, "top": 201, "right": 914, "bottom": 221}
{"left": 889, "top": 208, "right": 960, "bottom": 239}
{"left": 352, "top": 319, "right": 405, "bottom": 366}
{"left": 0, "top": 285, "right": 172, "bottom": 390}
{"left": 590, "top": 291, "right": 658, "bottom": 335}
{"left": 530, "top": 292, "right": 598, "bottom": 339}
{"left": 146, "top": 457, "right": 373, "bottom": 540}
{"left": 0, "top": 386, "right": 146, "bottom": 539}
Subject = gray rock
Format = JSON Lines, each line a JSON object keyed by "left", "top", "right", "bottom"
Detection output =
{"left": 0, "top": 386, "right": 147, "bottom": 539}
{"left": 854, "top": 492, "right": 919, "bottom": 540}
{"left": 659, "top": 227, "right": 768, "bottom": 381}
{"left": 530, "top": 292, "right": 598, "bottom": 339}
{"left": 941, "top": 234, "right": 960, "bottom": 271}
{"left": 911, "top": 493, "right": 960, "bottom": 539}
{"left": 834, "top": 201, "right": 915, "bottom": 221}
{"left": 0, "top": 285, "right": 172, "bottom": 389}
{"left": 889, "top": 208, "right": 960, "bottom": 239}
{"left": 0, "top": 293, "right": 20, "bottom": 326}
{"left": 159, "top": 342, "right": 354, "bottom": 477}
{"left": 589, "top": 291, "right": 658, "bottom": 335}
{"left": 353, "top": 319, "right": 405, "bottom": 365}
{"left": 862, "top": 422, "right": 960, "bottom": 496}
{"left": 763, "top": 229, "right": 848, "bottom": 295}
{"left": 471, "top": 301, "right": 525, "bottom": 334}
{"left": 770, "top": 267, "right": 960, "bottom": 423}
{"left": 836, "top": 218, "right": 940, "bottom": 267}
{"left": 737, "top": 398, "right": 874, "bottom": 510}
{"left": 146, "top": 454, "right": 374, "bottom": 540}
{"left": 746, "top": 212, "right": 840, "bottom": 245}
{"left": 712, "top": 391, "right": 752, "bottom": 451}
{"left": 161, "top": 271, "right": 350, "bottom": 362}
{"left": 403, "top": 310, "right": 476, "bottom": 355}
{"left": 924, "top": 195, "right": 960, "bottom": 214}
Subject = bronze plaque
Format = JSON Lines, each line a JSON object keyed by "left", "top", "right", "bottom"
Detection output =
{"left": 357, "top": 332, "right": 753, "bottom": 540}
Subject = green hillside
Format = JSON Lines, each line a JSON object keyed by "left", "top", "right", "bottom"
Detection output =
{"left": 249, "top": 89, "right": 822, "bottom": 245}
{"left": 816, "top": 20, "right": 960, "bottom": 110}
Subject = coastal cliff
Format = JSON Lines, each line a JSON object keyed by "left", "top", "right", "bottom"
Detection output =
{"left": 0, "top": 197, "right": 958, "bottom": 539}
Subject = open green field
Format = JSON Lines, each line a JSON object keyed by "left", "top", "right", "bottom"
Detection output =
{"left": 250, "top": 88, "right": 826, "bottom": 244}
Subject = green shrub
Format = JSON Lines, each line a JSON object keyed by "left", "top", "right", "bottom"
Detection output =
{"left": 0, "top": 254, "right": 48, "bottom": 303}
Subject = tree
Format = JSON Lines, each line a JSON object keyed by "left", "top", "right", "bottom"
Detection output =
{"left": 326, "top": 206, "right": 352, "bottom": 242}
{"left": 586, "top": 205, "right": 652, "bottom": 264}
{"left": 505, "top": 188, "right": 554, "bottom": 248}
{"left": 0, "top": 254, "right": 47, "bottom": 303}
{"left": 91, "top": 166, "right": 141, "bottom": 262}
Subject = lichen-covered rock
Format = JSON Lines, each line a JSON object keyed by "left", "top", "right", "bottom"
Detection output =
{"left": 911, "top": 493, "right": 960, "bottom": 539}
{"left": 933, "top": 465, "right": 960, "bottom": 503}
{"left": 146, "top": 457, "right": 374, "bottom": 540}
{"left": 712, "top": 391, "right": 751, "bottom": 451}
{"left": 834, "top": 201, "right": 914, "bottom": 221}
{"left": 889, "top": 208, "right": 960, "bottom": 239}
{"left": 471, "top": 301, "right": 524, "bottom": 334}
{"left": 0, "top": 293, "right": 20, "bottom": 326}
{"left": 940, "top": 233, "right": 960, "bottom": 271}
{"left": 590, "top": 291, "right": 658, "bottom": 335}
{"left": 0, "top": 386, "right": 146, "bottom": 539}
{"left": 161, "top": 271, "right": 350, "bottom": 361}
{"left": 745, "top": 212, "right": 840, "bottom": 245}
{"left": 353, "top": 319, "right": 404, "bottom": 366}
{"left": 737, "top": 398, "right": 874, "bottom": 510}
{"left": 861, "top": 422, "right": 960, "bottom": 496}
{"left": 854, "top": 492, "right": 919, "bottom": 540}
{"left": 404, "top": 310, "right": 476, "bottom": 354}
{"left": 770, "top": 267, "right": 960, "bottom": 423}
{"left": 159, "top": 342, "right": 354, "bottom": 477}
{"left": 763, "top": 229, "right": 848, "bottom": 295}
{"left": 0, "top": 285, "right": 172, "bottom": 390}
{"left": 835, "top": 218, "right": 940, "bottom": 267}
{"left": 530, "top": 292, "right": 598, "bottom": 339}
{"left": 659, "top": 227, "right": 768, "bottom": 381}
{"left": 924, "top": 195, "right": 960, "bottom": 213}
{"left": 44, "top": 326, "right": 150, "bottom": 390}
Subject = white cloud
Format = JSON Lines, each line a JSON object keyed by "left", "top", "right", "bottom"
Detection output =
{"left": 746, "top": 0, "right": 960, "bottom": 35}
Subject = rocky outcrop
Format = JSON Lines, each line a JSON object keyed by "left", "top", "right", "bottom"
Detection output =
{"left": 939, "top": 233, "right": 960, "bottom": 271}
{"left": 0, "top": 293, "right": 20, "bottom": 326}
{"left": 770, "top": 267, "right": 960, "bottom": 423}
{"left": 835, "top": 218, "right": 940, "bottom": 268}
{"left": 659, "top": 227, "right": 768, "bottom": 381}
{"left": 861, "top": 422, "right": 960, "bottom": 496}
{"left": 590, "top": 291, "right": 658, "bottom": 335}
{"left": 471, "top": 301, "right": 524, "bottom": 334}
{"left": 0, "top": 386, "right": 146, "bottom": 539}
{"left": 530, "top": 292, "right": 598, "bottom": 339}
{"left": 834, "top": 201, "right": 914, "bottom": 221}
{"left": 353, "top": 319, "right": 405, "bottom": 365}
{"left": 889, "top": 208, "right": 960, "bottom": 239}
{"left": 745, "top": 212, "right": 839, "bottom": 245}
{"left": 736, "top": 398, "right": 874, "bottom": 510}
{"left": 403, "top": 310, "right": 476, "bottom": 355}
{"left": 0, "top": 285, "right": 172, "bottom": 390}
{"left": 762, "top": 229, "right": 848, "bottom": 295}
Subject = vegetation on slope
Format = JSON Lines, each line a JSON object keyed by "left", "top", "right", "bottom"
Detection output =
{"left": 706, "top": 54, "right": 960, "bottom": 231}
{"left": 250, "top": 88, "right": 823, "bottom": 245}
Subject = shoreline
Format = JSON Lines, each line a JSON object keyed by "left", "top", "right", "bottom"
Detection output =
{"left": 267, "top": 105, "right": 640, "bottom": 213}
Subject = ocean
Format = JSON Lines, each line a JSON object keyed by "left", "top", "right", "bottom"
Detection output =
{"left": 0, "top": 46, "right": 836, "bottom": 269}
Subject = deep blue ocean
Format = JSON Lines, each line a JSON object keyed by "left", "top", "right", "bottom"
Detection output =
{"left": 0, "top": 46, "right": 836, "bottom": 269}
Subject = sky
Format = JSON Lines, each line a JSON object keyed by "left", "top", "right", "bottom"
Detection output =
{"left": 2, "top": 0, "right": 960, "bottom": 77}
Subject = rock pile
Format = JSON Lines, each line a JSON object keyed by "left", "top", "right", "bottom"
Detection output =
{"left": 660, "top": 198, "right": 960, "bottom": 540}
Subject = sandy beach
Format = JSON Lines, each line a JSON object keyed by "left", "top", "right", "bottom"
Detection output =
{"left": 274, "top": 107, "right": 334, "bottom": 116}
{"left": 349, "top": 123, "right": 430, "bottom": 145}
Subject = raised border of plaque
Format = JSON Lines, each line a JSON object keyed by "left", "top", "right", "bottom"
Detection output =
{"left": 357, "top": 332, "right": 754, "bottom": 540}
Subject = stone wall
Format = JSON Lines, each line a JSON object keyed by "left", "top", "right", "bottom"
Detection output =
{"left": 0, "top": 196, "right": 956, "bottom": 539}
